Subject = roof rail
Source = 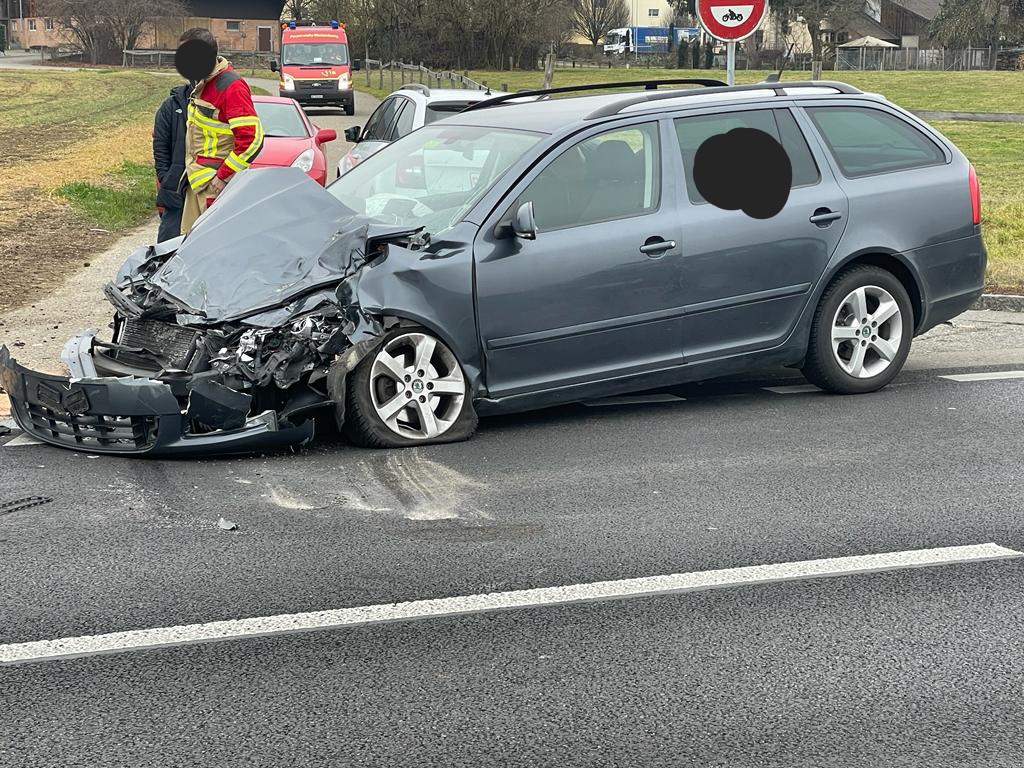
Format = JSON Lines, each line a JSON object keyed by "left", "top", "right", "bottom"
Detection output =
{"left": 400, "top": 83, "right": 431, "bottom": 97}
{"left": 585, "top": 80, "right": 863, "bottom": 119}
{"left": 460, "top": 79, "right": 728, "bottom": 113}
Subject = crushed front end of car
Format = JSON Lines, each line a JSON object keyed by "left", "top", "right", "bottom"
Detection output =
{"left": 0, "top": 168, "right": 424, "bottom": 456}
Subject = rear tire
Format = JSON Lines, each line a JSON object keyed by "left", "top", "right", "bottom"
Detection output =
{"left": 802, "top": 265, "right": 913, "bottom": 394}
{"left": 343, "top": 328, "right": 478, "bottom": 448}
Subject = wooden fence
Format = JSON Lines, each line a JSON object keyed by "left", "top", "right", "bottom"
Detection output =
{"left": 362, "top": 59, "right": 496, "bottom": 92}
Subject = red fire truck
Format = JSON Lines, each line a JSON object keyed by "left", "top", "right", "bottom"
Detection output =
{"left": 271, "top": 19, "right": 355, "bottom": 115}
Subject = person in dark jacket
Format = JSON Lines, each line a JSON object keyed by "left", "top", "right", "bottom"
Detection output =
{"left": 152, "top": 82, "right": 191, "bottom": 242}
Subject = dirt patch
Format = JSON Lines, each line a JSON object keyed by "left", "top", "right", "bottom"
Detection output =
{"left": 0, "top": 193, "right": 121, "bottom": 314}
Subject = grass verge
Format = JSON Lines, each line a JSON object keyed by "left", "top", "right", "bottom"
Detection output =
{"left": 935, "top": 121, "right": 1024, "bottom": 292}
{"left": 57, "top": 161, "right": 157, "bottom": 231}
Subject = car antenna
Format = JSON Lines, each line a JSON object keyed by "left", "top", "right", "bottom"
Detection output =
{"left": 764, "top": 43, "right": 795, "bottom": 84}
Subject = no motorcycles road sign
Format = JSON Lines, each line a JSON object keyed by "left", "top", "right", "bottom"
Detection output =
{"left": 697, "top": 0, "right": 769, "bottom": 42}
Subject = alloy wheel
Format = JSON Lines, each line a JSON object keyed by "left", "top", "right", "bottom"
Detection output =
{"left": 368, "top": 333, "right": 466, "bottom": 441}
{"left": 830, "top": 285, "right": 904, "bottom": 379}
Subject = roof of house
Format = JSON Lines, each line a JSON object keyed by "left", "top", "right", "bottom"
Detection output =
{"left": 846, "top": 13, "right": 901, "bottom": 42}
{"left": 886, "top": 0, "right": 942, "bottom": 21}
{"left": 187, "top": 1, "right": 286, "bottom": 20}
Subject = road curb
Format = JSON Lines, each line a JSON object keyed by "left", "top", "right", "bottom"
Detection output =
{"left": 972, "top": 293, "right": 1024, "bottom": 312}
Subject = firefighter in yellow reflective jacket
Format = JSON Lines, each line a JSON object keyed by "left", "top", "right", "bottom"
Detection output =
{"left": 178, "top": 29, "right": 264, "bottom": 233}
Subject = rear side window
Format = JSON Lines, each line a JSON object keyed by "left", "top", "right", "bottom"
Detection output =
{"left": 806, "top": 106, "right": 945, "bottom": 178}
{"left": 674, "top": 109, "right": 819, "bottom": 204}
{"left": 425, "top": 102, "right": 475, "bottom": 124}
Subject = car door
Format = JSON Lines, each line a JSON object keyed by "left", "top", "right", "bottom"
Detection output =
{"left": 474, "top": 120, "right": 686, "bottom": 398}
{"left": 671, "top": 106, "right": 849, "bottom": 361}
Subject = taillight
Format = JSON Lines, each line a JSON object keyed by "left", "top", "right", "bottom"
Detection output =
{"left": 969, "top": 164, "right": 981, "bottom": 226}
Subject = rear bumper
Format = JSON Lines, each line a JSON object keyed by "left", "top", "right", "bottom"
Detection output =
{"left": 908, "top": 231, "right": 987, "bottom": 334}
{"left": 280, "top": 88, "right": 353, "bottom": 107}
{"left": 0, "top": 343, "right": 314, "bottom": 457}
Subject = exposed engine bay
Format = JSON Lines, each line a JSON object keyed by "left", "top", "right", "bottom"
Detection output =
{"left": 0, "top": 168, "right": 443, "bottom": 456}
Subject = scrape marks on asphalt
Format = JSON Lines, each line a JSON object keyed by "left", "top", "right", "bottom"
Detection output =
{"left": 368, "top": 452, "right": 491, "bottom": 522}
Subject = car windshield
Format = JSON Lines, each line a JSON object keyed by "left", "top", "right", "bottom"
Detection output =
{"left": 254, "top": 102, "right": 308, "bottom": 137}
{"left": 328, "top": 124, "right": 543, "bottom": 235}
{"left": 283, "top": 43, "right": 349, "bottom": 66}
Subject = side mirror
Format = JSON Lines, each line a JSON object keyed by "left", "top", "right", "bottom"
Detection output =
{"left": 270, "top": 59, "right": 279, "bottom": 72}
{"left": 344, "top": 125, "right": 361, "bottom": 143}
{"left": 316, "top": 128, "right": 337, "bottom": 144}
{"left": 512, "top": 201, "right": 538, "bottom": 240}
{"left": 351, "top": 60, "right": 362, "bottom": 72}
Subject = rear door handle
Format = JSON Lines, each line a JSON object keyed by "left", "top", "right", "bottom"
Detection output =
{"left": 809, "top": 208, "right": 843, "bottom": 226}
{"left": 639, "top": 239, "right": 676, "bottom": 256}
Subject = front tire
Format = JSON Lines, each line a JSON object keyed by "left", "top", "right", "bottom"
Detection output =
{"left": 343, "top": 328, "right": 478, "bottom": 448}
{"left": 802, "top": 265, "right": 913, "bottom": 394}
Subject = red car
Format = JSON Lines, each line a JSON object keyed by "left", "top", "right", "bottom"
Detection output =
{"left": 250, "top": 95, "right": 336, "bottom": 186}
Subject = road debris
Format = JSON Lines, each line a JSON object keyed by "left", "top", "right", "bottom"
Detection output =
{"left": 217, "top": 516, "right": 239, "bottom": 531}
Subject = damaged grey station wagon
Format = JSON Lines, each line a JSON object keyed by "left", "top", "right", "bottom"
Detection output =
{"left": 0, "top": 80, "right": 986, "bottom": 456}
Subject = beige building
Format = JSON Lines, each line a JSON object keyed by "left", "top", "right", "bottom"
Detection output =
{"left": 2, "top": 0, "right": 285, "bottom": 52}
{"left": 625, "top": 0, "right": 677, "bottom": 26}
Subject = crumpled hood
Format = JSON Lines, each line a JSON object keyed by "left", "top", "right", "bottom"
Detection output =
{"left": 145, "top": 167, "right": 415, "bottom": 324}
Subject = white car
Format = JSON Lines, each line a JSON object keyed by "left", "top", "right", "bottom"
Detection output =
{"left": 337, "top": 84, "right": 507, "bottom": 178}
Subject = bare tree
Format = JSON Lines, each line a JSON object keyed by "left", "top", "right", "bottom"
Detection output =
{"left": 572, "top": 0, "right": 629, "bottom": 49}
{"left": 771, "top": 0, "right": 861, "bottom": 70}
{"left": 39, "top": 0, "right": 187, "bottom": 64}
{"left": 931, "top": 0, "right": 1023, "bottom": 48}
{"left": 284, "top": 0, "right": 314, "bottom": 19}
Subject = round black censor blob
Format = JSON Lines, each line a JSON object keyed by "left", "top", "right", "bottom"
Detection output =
{"left": 693, "top": 127, "right": 793, "bottom": 219}
{"left": 175, "top": 38, "right": 217, "bottom": 82}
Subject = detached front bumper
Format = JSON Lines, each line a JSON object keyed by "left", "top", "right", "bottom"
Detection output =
{"left": 0, "top": 342, "right": 315, "bottom": 457}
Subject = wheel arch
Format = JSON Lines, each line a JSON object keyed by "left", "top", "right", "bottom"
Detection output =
{"left": 830, "top": 250, "right": 925, "bottom": 332}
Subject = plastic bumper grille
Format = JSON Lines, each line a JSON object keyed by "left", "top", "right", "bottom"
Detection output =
{"left": 25, "top": 402, "right": 159, "bottom": 450}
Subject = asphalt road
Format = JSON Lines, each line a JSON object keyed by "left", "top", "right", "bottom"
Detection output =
{"left": 2, "top": 353, "right": 1024, "bottom": 766}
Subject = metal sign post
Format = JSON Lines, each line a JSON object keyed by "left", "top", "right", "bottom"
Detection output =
{"left": 696, "top": 0, "right": 768, "bottom": 85}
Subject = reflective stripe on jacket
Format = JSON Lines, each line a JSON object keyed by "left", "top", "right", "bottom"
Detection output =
{"left": 184, "top": 58, "right": 264, "bottom": 191}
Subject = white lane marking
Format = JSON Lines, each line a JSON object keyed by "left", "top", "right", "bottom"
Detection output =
{"left": 2, "top": 433, "right": 43, "bottom": 447}
{"left": 763, "top": 384, "right": 822, "bottom": 394}
{"left": 1, "top": 543, "right": 1018, "bottom": 666}
{"left": 582, "top": 394, "right": 686, "bottom": 407}
{"left": 940, "top": 371, "right": 1024, "bottom": 383}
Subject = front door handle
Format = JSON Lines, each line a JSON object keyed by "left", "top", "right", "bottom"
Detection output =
{"left": 809, "top": 208, "right": 843, "bottom": 226}
{"left": 639, "top": 238, "right": 676, "bottom": 256}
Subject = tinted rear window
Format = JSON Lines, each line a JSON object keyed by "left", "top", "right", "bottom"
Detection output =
{"left": 806, "top": 106, "right": 945, "bottom": 178}
{"left": 425, "top": 102, "right": 476, "bottom": 124}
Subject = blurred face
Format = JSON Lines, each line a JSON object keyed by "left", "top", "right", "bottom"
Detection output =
{"left": 175, "top": 38, "right": 217, "bottom": 82}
